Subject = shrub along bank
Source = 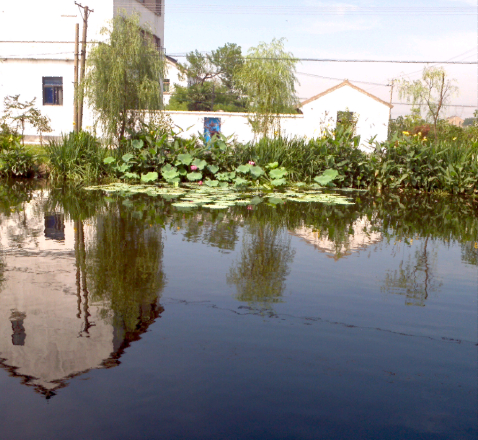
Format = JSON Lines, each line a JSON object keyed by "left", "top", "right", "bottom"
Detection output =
{"left": 1, "top": 125, "right": 477, "bottom": 195}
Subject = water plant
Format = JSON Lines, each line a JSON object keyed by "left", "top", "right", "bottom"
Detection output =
{"left": 46, "top": 131, "right": 108, "bottom": 181}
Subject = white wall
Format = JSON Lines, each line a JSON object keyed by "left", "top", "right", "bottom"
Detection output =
{"left": 0, "top": 59, "right": 77, "bottom": 137}
{"left": 165, "top": 110, "right": 305, "bottom": 143}
{"left": 163, "top": 59, "right": 188, "bottom": 105}
{"left": 0, "top": 0, "right": 164, "bottom": 139}
{"left": 301, "top": 85, "right": 391, "bottom": 148}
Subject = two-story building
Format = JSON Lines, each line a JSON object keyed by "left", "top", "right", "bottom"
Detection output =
{"left": 0, "top": 0, "right": 166, "bottom": 141}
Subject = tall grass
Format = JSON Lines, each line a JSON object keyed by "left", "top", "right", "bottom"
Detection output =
{"left": 46, "top": 131, "right": 108, "bottom": 182}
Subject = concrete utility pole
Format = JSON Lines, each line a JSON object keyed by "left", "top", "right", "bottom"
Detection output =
{"left": 73, "top": 23, "right": 79, "bottom": 133}
{"left": 75, "top": 2, "right": 94, "bottom": 132}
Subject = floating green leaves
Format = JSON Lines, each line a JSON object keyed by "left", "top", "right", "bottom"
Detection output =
{"left": 84, "top": 182, "right": 356, "bottom": 212}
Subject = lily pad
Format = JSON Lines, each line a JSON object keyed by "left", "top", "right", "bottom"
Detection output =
{"left": 141, "top": 172, "right": 158, "bottom": 183}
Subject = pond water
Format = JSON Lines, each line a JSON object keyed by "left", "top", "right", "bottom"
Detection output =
{"left": 0, "top": 181, "right": 476, "bottom": 440}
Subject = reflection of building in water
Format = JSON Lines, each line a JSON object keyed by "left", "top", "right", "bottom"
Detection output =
{"left": 44, "top": 213, "right": 65, "bottom": 241}
{"left": 0, "top": 192, "right": 162, "bottom": 398}
{"left": 290, "top": 217, "right": 382, "bottom": 260}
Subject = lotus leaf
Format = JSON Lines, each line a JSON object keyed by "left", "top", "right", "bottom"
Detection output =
{"left": 236, "top": 165, "right": 251, "bottom": 174}
{"left": 205, "top": 180, "right": 219, "bottom": 187}
{"left": 103, "top": 156, "right": 115, "bottom": 164}
{"left": 269, "top": 168, "right": 288, "bottom": 179}
{"left": 141, "top": 172, "right": 158, "bottom": 183}
{"left": 187, "top": 172, "right": 203, "bottom": 181}
{"left": 207, "top": 164, "right": 219, "bottom": 174}
{"left": 271, "top": 178, "right": 287, "bottom": 187}
{"left": 250, "top": 166, "right": 265, "bottom": 179}
{"left": 234, "top": 177, "right": 250, "bottom": 187}
{"left": 268, "top": 197, "right": 285, "bottom": 205}
{"left": 122, "top": 153, "right": 134, "bottom": 163}
{"left": 250, "top": 196, "right": 263, "bottom": 205}
{"left": 314, "top": 169, "right": 339, "bottom": 186}
{"left": 192, "top": 158, "right": 207, "bottom": 170}
{"left": 124, "top": 172, "right": 140, "bottom": 180}
{"left": 177, "top": 153, "right": 193, "bottom": 165}
{"left": 118, "top": 164, "right": 130, "bottom": 173}
{"left": 266, "top": 162, "right": 279, "bottom": 169}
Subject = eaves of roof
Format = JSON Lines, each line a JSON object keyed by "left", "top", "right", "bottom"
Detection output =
{"left": 301, "top": 80, "right": 393, "bottom": 109}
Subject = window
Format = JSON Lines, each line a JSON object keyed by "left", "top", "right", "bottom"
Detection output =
{"left": 336, "top": 110, "right": 356, "bottom": 133}
{"left": 163, "top": 79, "right": 170, "bottom": 93}
{"left": 43, "top": 77, "right": 63, "bottom": 106}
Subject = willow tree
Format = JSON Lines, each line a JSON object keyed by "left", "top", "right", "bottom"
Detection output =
{"left": 398, "top": 67, "right": 458, "bottom": 138}
{"left": 84, "top": 13, "right": 165, "bottom": 142}
{"left": 235, "top": 38, "right": 298, "bottom": 137}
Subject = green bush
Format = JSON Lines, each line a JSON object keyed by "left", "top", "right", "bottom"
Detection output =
{"left": 0, "top": 143, "right": 37, "bottom": 177}
{"left": 46, "top": 131, "right": 108, "bottom": 181}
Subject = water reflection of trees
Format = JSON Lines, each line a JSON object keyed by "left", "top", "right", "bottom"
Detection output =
{"left": 381, "top": 237, "right": 442, "bottom": 306}
{"left": 227, "top": 218, "right": 295, "bottom": 308}
{"left": 172, "top": 211, "right": 240, "bottom": 253}
{"left": 84, "top": 205, "right": 166, "bottom": 333}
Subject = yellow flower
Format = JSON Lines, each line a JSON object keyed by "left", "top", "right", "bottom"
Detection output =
{"left": 423, "top": 137, "right": 427, "bottom": 141}
{"left": 150, "top": 131, "right": 155, "bottom": 135}
{"left": 474, "top": 242, "right": 478, "bottom": 249}
{"left": 453, "top": 137, "right": 457, "bottom": 141}
{"left": 402, "top": 131, "right": 409, "bottom": 136}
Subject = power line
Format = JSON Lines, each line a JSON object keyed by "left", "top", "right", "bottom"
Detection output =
{"left": 168, "top": 55, "right": 477, "bottom": 64}
{"left": 120, "top": 4, "right": 478, "bottom": 15}
{"left": 392, "top": 102, "right": 476, "bottom": 108}
{"left": 296, "top": 72, "right": 389, "bottom": 87}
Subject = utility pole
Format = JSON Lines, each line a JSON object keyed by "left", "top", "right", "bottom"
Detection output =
{"left": 73, "top": 23, "right": 79, "bottom": 133}
{"left": 75, "top": 2, "right": 94, "bottom": 132}
{"left": 388, "top": 79, "right": 394, "bottom": 121}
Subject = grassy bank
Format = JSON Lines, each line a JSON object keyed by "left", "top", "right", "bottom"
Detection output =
{"left": 1, "top": 126, "right": 477, "bottom": 195}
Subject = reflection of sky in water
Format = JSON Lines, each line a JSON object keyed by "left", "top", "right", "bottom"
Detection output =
{"left": 0, "top": 186, "right": 476, "bottom": 439}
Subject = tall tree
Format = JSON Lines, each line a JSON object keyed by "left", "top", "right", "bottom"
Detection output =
{"left": 168, "top": 43, "right": 245, "bottom": 112}
{"left": 84, "top": 13, "right": 165, "bottom": 142}
{"left": 235, "top": 38, "right": 299, "bottom": 137}
{"left": 398, "top": 67, "right": 458, "bottom": 137}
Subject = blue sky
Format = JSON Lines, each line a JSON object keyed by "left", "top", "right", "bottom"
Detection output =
{"left": 165, "top": 0, "right": 477, "bottom": 118}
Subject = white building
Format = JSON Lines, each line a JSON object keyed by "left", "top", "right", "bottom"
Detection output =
{"left": 163, "top": 81, "right": 392, "bottom": 149}
{"left": 299, "top": 80, "right": 392, "bottom": 147}
{"left": 0, "top": 0, "right": 165, "bottom": 141}
{"left": 163, "top": 55, "right": 188, "bottom": 106}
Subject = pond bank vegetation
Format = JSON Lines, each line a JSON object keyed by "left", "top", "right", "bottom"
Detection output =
{"left": 1, "top": 119, "right": 477, "bottom": 196}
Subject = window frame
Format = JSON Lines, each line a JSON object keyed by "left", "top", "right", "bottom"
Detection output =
{"left": 42, "top": 76, "right": 63, "bottom": 106}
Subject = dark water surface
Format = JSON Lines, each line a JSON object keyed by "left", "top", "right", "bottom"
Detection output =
{"left": 0, "top": 182, "right": 476, "bottom": 440}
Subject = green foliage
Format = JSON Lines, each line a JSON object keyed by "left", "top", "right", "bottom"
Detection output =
{"left": 371, "top": 134, "right": 478, "bottom": 194}
{"left": 46, "top": 131, "right": 108, "bottom": 181}
{"left": 235, "top": 38, "right": 299, "bottom": 136}
{"left": 167, "top": 43, "right": 245, "bottom": 112}
{"left": 397, "top": 67, "right": 458, "bottom": 136}
{"left": 84, "top": 12, "right": 165, "bottom": 142}
{"left": 1, "top": 95, "right": 52, "bottom": 145}
{"left": 0, "top": 142, "right": 37, "bottom": 177}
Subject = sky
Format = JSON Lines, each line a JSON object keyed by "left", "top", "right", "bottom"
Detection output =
{"left": 164, "top": 0, "right": 478, "bottom": 119}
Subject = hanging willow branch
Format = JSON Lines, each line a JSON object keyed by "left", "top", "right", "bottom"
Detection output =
{"left": 83, "top": 12, "right": 165, "bottom": 144}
